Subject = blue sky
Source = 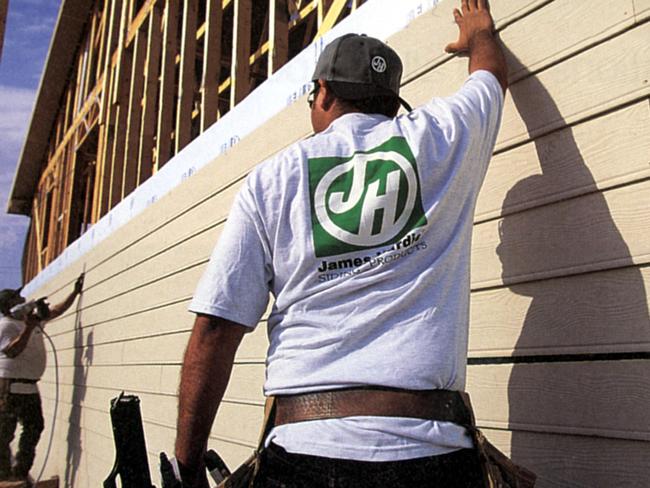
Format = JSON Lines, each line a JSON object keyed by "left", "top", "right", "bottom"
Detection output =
{"left": 0, "top": 0, "right": 62, "bottom": 289}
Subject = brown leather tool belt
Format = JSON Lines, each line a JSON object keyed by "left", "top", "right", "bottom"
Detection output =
{"left": 9, "top": 378, "right": 38, "bottom": 384}
{"left": 274, "top": 386, "right": 475, "bottom": 427}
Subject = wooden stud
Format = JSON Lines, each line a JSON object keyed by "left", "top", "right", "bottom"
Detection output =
{"left": 51, "top": 159, "right": 64, "bottom": 256}
{"left": 100, "top": 0, "right": 124, "bottom": 120}
{"left": 113, "top": 0, "right": 131, "bottom": 104}
{"left": 96, "top": 1, "right": 110, "bottom": 84}
{"left": 138, "top": 3, "right": 163, "bottom": 184}
{"left": 71, "top": 37, "right": 87, "bottom": 115}
{"left": 287, "top": 0, "right": 299, "bottom": 19}
{"left": 315, "top": 0, "right": 346, "bottom": 40}
{"left": 92, "top": 124, "right": 108, "bottom": 222}
{"left": 107, "top": 0, "right": 133, "bottom": 207}
{"left": 302, "top": 10, "right": 316, "bottom": 46}
{"left": 289, "top": 0, "right": 316, "bottom": 28}
{"left": 176, "top": 0, "right": 199, "bottom": 153}
{"left": 317, "top": 0, "right": 333, "bottom": 27}
{"left": 59, "top": 144, "right": 75, "bottom": 247}
{"left": 201, "top": 0, "right": 223, "bottom": 131}
{"left": 231, "top": 0, "right": 252, "bottom": 107}
{"left": 83, "top": 12, "right": 98, "bottom": 101}
{"left": 156, "top": 0, "right": 180, "bottom": 169}
{"left": 31, "top": 200, "right": 44, "bottom": 273}
{"left": 96, "top": 0, "right": 124, "bottom": 219}
{"left": 269, "top": 0, "right": 289, "bottom": 77}
{"left": 123, "top": 28, "right": 147, "bottom": 198}
{"left": 127, "top": 0, "right": 159, "bottom": 46}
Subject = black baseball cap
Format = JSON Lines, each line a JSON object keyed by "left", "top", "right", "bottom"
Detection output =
{"left": 312, "top": 34, "right": 412, "bottom": 111}
{"left": 0, "top": 288, "right": 22, "bottom": 313}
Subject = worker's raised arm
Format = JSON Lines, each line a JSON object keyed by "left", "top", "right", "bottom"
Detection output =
{"left": 48, "top": 273, "right": 84, "bottom": 320}
{"left": 445, "top": 0, "right": 508, "bottom": 93}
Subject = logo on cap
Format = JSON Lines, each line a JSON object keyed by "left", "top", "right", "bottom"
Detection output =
{"left": 371, "top": 56, "right": 387, "bottom": 73}
{"left": 308, "top": 137, "right": 427, "bottom": 257}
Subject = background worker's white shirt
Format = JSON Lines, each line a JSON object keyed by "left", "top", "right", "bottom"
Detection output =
{"left": 191, "top": 71, "right": 504, "bottom": 461}
{"left": 0, "top": 316, "right": 46, "bottom": 393}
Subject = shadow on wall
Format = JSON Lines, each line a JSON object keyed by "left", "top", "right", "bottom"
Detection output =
{"left": 499, "top": 50, "right": 649, "bottom": 487}
{"left": 64, "top": 290, "right": 93, "bottom": 488}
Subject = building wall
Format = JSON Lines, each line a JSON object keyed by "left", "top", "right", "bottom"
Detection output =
{"left": 25, "top": 1, "right": 650, "bottom": 486}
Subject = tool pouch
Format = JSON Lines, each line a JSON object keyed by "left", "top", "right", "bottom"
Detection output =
{"left": 469, "top": 425, "right": 536, "bottom": 488}
{"left": 216, "top": 397, "right": 276, "bottom": 488}
{"left": 216, "top": 452, "right": 258, "bottom": 488}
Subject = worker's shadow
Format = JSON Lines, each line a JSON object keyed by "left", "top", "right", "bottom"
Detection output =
{"left": 64, "top": 289, "right": 93, "bottom": 487}
{"left": 497, "top": 50, "right": 649, "bottom": 485}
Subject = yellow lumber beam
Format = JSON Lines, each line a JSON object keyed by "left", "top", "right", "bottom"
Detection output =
{"left": 315, "top": 0, "right": 347, "bottom": 40}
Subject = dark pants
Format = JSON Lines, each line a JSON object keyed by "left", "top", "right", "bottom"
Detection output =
{"left": 254, "top": 443, "right": 485, "bottom": 488}
{"left": 0, "top": 392, "right": 44, "bottom": 479}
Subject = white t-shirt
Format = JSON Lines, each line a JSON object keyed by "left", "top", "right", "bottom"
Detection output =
{"left": 0, "top": 316, "right": 47, "bottom": 392}
{"left": 190, "top": 70, "right": 504, "bottom": 461}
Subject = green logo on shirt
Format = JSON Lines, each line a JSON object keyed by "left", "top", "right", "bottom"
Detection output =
{"left": 308, "top": 137, "right": 427, "bottom": 257}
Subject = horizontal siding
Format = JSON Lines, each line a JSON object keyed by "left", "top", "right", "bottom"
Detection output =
{"left": 477, "top": 101, "right": 650, "bottom": 221}
{"left": 469, "top": 266, "right": 650, "bottom": 357}
{"left": 27, "top": 1, "right": 650, "bottom": 486}
{"left": 472, "top": 179, "right": 650, "bottom": 287}
{"left": 482, "top": 428, "right": 650, "bottom": 488}
{"left": 467, "top": 360, "right": 650, "bottom": 441}
{"left": 636, "top": 0, "right": 650, "bottom": 20}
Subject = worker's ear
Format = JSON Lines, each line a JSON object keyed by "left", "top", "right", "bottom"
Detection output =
{"left": 319, "top": 81, "right": 337, "bottom": 111}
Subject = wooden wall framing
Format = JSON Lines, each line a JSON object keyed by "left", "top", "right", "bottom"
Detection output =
{"left": 23, "top": 0, "right": 367, "bottom": 282}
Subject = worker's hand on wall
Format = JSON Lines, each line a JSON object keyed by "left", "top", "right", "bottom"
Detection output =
{"left": 74, "top": 272, "right": 85, "bottom": 294}
{"left": 445, "top": 0, "right": 495, "bottom": 54}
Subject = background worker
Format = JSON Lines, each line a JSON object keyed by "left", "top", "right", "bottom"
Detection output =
{"left": 0, "top": 274, "right": 84, "bottom": 482}
{"left": 176, "top": 0, "right": 507, "bottom": 486}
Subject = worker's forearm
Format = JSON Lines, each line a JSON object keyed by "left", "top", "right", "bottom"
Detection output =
{"left": 468, "top": 30, "right": 508, "bottom": 92}
{"left": 48, "top": 289, "right": 79, "bottom": 319}
{"left": 3, "top": 322, "right": 37, "bottom": 358}
{"left": 175, "top": 316, "right": 246, "bottom": 484}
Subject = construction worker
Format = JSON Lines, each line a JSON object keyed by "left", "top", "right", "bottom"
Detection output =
{"left": 0, "top": 274, "right": 83, "bottom": 483}
{"left": 176, "top": 0, "right": 507, "bottom": 486}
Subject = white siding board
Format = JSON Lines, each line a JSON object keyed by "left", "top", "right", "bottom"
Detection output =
{"left": 396, "top": 0, "right": 613, "bottom": 84}
{"left": 402, "top": 22, "right": 650, "bottom": 152}
{"left": 73, "top": 364, "right": 165, "bottom": 395}
{"left": 469, "top": 266, "right": 650, "bottom": 357}
{"left": 122, "top": 330, "right": 190, "bottom": 364}
{"left": 78, "top": 266, "right": 202, "bottom": 327}
{"left": 222, "top": 363, "right": 266, "bottom": 405}
{"left": 212, "top": 401, "right": 265, "bottom": 448}
{"left": 635, "top": 0, "right": 650, "bottom": 20}
{"left": 70, "top": 299, "right": 191, "bottom": 345}
{"left": 236, "top": 323, "right": 270, "bottom": 361}
{"left": 472, "top": 180, "right": 650, "bottom": 289}
{"left": 85, "top": 224, "right": 219, "bottom": 307}
{"left": 85, "top": 186, "right": 235, "bottom": 295}
{"left": 498, "top": 0, "right": 635, "bottom": 80}
{"left": 477, "top": 101, "right": 650, "bottom": 222}
{"left": 482, "top": 428, "right": 650, "bottom": 488}
{"left": 467, "top": 360, "right": 650, "bottom": 441}
{"left": 497, "top": 22, "right": 650, "bottom": 148}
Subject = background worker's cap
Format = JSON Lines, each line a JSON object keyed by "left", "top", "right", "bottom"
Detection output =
{"left": 312, "top": 34, "right": 412, "bottom": 110}
{"left": 0, "top": 288, "right": 22, "bottom": 311}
